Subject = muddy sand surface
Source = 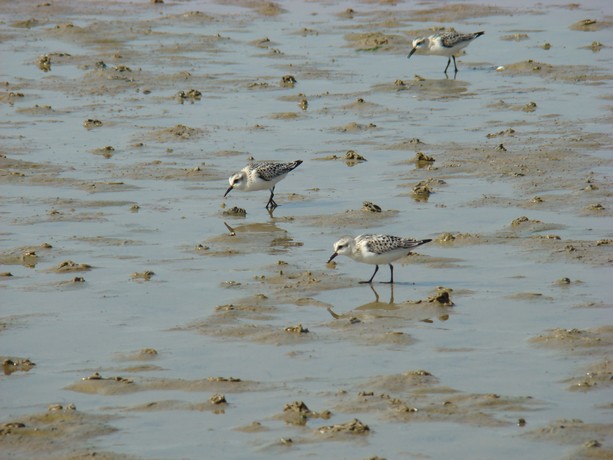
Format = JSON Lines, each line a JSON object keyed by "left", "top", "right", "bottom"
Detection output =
{"left": 1, "top": 0, "right": 612, "bottom": 459}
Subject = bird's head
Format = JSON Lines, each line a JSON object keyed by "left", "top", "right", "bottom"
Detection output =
{"left": 328, "top": 236, "right": 353, "bottom": 263}
{"left": 224, "top": 172, "right": 246, "bottom": 197}
{"left": 408, "top": 37, "right": 427, "bottom": 59}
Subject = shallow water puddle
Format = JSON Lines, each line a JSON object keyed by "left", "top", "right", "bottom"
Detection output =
{"left": 1, "top": 0, "right": 612, "bottom": 459}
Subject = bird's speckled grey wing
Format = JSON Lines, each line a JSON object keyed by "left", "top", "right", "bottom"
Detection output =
{"left": 253, "top": 161, "right": 301, "bottom": 181}
{"left": 440, "top": 31, "right": 483, "bottom": 48}
{"left": 358, "top": 234, "right": 427, "bottom": 254}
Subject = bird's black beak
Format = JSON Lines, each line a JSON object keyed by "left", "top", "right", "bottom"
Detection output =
{"left": 327, "top": 252, "right": 338, "bottom": 264}
{"left": 407, "top": 47, "right": 417, "bottom": 59}
{"left": 224, "top": 185, "right": 233, "bottom": 198}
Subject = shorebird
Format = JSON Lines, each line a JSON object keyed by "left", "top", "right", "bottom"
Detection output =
{"left": 224, "top": 160, "right": 302, "bottom": 210}
{"left": 328, "top": 234, "right": 432, "bottom": 284}
{"left": 408, "top": 31, "right": 484, "bottom": 74}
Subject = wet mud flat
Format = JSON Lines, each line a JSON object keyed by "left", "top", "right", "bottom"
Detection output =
{"left": 1, "top": 0, "right": 612, "bottom": 459}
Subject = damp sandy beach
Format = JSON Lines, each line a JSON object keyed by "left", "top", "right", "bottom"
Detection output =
{"left": 1, "top": 0, "right": 612, "bottom": 458}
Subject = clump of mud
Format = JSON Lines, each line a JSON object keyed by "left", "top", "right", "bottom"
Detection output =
{"left": 278, "top": 401, "right": 332, "bottom": 426}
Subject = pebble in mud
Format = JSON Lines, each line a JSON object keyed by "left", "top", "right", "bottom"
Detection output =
{"left": 511, "top": 216, "right": 541, "bottom": 227}
{"left": 131, "top": 270, "right": 155, "bottom": 281}
{"left": 207, "top": 376, "right": 242, "bottom": 382}
{"left": 590, "top": 41, "right": 603, "bottom": 52}
{"left": 91, "top": 146, "right": 115, "bottom": 158}
{"left": 282, "top": 401, "right": 332, "bottom": 425}
{"left": 587, "top": 203, "right": 605, "bottom": 211}
{"left": 317, "top": 418, "right": 370, "bottom": 435}
{"left": 113, "top": 65, "right": 132, "bottom": 72}
{"left": 426, "top": 287, "right": 454, "bottom": 306}
{"left": 362, "top": 201, "right": 381, "bottom": 213}
{"left": 555, "top": 277, "right": 572, "bottom": 285}
{"left": 176, "top": 89, "right": 202, "bottom": 103}
{"left": 281, "top": 75, "right": 297, "bottom": 87}
{"left": 54, "top": 260, "right": 91, "bottom": 272}
{"left": 209, "top": 394, "right": 227, "bottom": 405}
{"left": 412, "top": 181, "right": 432, "bottom": 200}
{"left": 83, "top": 118, "right": 103, "bottom": 129}
{"left": 2, "top": 358, "right": 36, "bottom": 375}
{"left": 414, "top": 151, "right": 435, "bottom": 164}
{"left": 523, "top": 102, "right": 537, "bottom": 112}
{"left": 284, "top": 324, "right": 309, "bottom": 334}
{"left": 222, "top": 206, "right": 247, "bottom": 217}
{"left": 37, "top": 54, "right": 51, "bottom": 71}
{"left": 570, "top": 19, "right": 603, "bottom": 31}
{"left": 345, "top": 150, "right": 366, "bottom": 163}
{"left": 20, "top": 251, "right": 38, "bottom": 267}
{"left": 82, "top": 372, "right": 133, "bottom": 384}
{"left": 48, "top": 403, "right": 77, "bottom": 412}
{"left": 486, "top": 128, "right": 515, "bottom": 138}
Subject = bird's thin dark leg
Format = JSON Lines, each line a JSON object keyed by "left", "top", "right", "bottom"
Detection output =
{"left": 360, "top": 265, "right": 379, "bottom": 284}
{"left": 266, "top": 186, "right": 277, "bottom": 210}
{"left": 452, "top": 55, "right": 458, "bottom": 73}
{"left": 444, "top": 57, "right": 451, "bottom": 74}
{"left": 382, "top": 264, "right": 394, "bottom": 284}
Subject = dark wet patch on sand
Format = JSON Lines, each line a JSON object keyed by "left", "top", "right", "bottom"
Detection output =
{"left": 0, "top": 405, "right": 119, "bottom": 459}
{"left": 66, "top": 373, "right": 264, "bottom": 396}
{"left": 332, "top": 369, "right": 541, "bottom": 428}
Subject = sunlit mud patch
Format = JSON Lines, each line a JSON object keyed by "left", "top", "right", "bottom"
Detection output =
{"left": 180, "top": 306, "right": 314, "bottom": 346}
{"left": 497, "top": 60, "right": 610, "bottom": 83}
{"left": 0, "top": 156, "right": 64, "bottom": 186}
{"left": 0, "top": 243, "right": 53, "bottom": 268}
{"left": 407, "top": 3, "right": 509, "bottom": 22}
{"left": 519, "top": 236, "right": 613, "bottom": 267}
{"left": 523, "top": 419, "right": 613, "bottom": 458}
{"left": 531, "top": 326, "right": 613, "bottom": 393}
{"left": 256, "top": 263, "right": 353, "bottom": 296}
{"left": 113, "top": 160, "right": 225, "bottom": 183}
{"left": 0, "top": 405, "right": 118, "bottom": 459}
{"left": 146, "top": 124, "right": 206, "bottom": 142}
{"left": 332, "top": 370, "right": 541, "bottom": 427}
{"left": 196, "top": 221, "right": 302, "bottom": 256}
{"left": 66, "top": 373, "right": 263, "bottom": 396}
{"left": 344, "top": 31, "right": 408, "bottom": 52}
{"left": 315, "top": 418, "right": 370, "bottom": 438}
{"left": 177, "top": 278, "right": 345, "bottom": 344}
{"left": 299, "top": 207, "right": 399, "bottom": 230}
{"left": 372, "top": 77, "right": 472, "bottom": 99}
{"left": 275, "top": 400, "right": 332, "bottom": 426}
{"left": 323, "top": 286, "right": 455, "bottom": 345}
{"left": 2, "top": 356, "right": 36, "bottom": 375}
{"left": 111, "top": 348, "right": 163, "bottom": 373}
{"left": 569, "top": 18, "right": 612, "bottom": 32}
{"left": 563, "top": 358, "right": 613, "bottom": 393}
{"left": 124, "top": 395, "right": 229, "bottom": 414}
{"left": 530, "top": 326, "right": 613, "bottom": 354}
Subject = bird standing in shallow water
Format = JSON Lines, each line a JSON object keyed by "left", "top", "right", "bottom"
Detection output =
{"left": 408, "top": 31, "right": 484, "bottom": 74}
{"left": 224, "top": 160, "right": 302, "bottom": 211}
{"left": 328, "top": 234, "right": 432, "bottom": 284}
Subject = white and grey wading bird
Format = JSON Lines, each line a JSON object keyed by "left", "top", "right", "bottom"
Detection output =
{"left": 224, "top": 160, "right": 303, "bottom": 210}
{"left": 407, "top": 31, "right": 484, "bottom": 74}
{"left": 328, "top": 234, "right": 432, "bottom": 284}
